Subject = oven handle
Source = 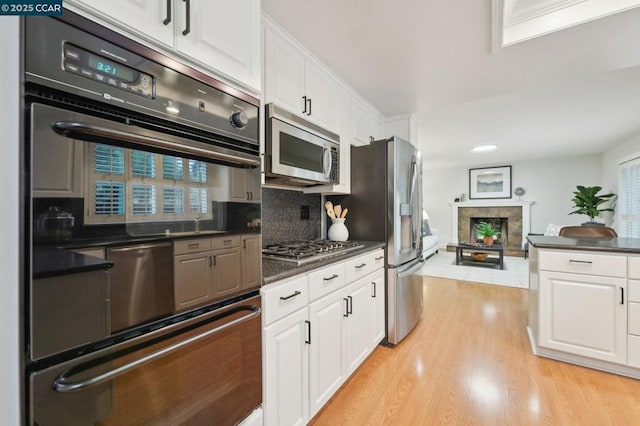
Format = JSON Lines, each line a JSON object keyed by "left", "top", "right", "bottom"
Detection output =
{"left": 52, "top": 305, "right": 260, "bottom": 393}
{"left": 52, "top": 121, "right": 260, "bottom": 168}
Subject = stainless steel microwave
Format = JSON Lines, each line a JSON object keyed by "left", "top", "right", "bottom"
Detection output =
{"left": 265, "top": 103, "right": 339, "bottom": 186}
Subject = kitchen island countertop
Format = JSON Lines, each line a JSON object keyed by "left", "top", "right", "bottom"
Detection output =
{"left": 262, "top": 241, "right": 385, "bottom": 285}
{"left": 527, "top": 235, "right": 640, "bottom": 254}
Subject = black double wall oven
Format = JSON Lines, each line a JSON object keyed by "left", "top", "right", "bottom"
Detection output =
{"left": 24, "top": 13, "right": 262, "bottom": 425}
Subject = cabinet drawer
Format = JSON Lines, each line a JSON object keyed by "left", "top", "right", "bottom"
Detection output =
{"left": 371, "top": 249, "right": 385, "bottom": 269}
{"left": 629, "top": 257, "right": 640, "bottom": 280}
{"left": 538, "top": 250, "right": 626, "bottom": 277}
{"left": 345, "top": 252, "right": 375, "bottom": 283}
{"left": 174, "top": 238, "right": 212, "bottom": 255}
{"left": 212, "top": 235, "right": 241, "bottom": 250}
{"left": 629, "top": 280, "right": 640, "bottom": 303}
{"left": 629, "top": 334, "right": 640, "bottom": 368}
{"left": 262, "top": 275, "right": 309, "bottom": 326}
{"left": 629, "top": 302, "right": 640, "bottom": 336}
{"left": 308, "top": 262, "right": 346, "bottom": 301}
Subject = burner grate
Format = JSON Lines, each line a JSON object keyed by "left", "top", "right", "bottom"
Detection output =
{"left": 262, "top": 240, "right": 365, "bottom": 264}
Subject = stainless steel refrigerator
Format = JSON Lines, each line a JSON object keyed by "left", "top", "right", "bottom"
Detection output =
{"left": 335, "top": 136, "right": 424, "bottom": 345}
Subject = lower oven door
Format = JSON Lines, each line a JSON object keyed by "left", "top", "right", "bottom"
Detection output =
{"left": 30, "top": 295, "right": 261, "bottom": 426}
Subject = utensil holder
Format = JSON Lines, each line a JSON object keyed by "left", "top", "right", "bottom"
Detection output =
{"left": 328, "top": 218, "right": 349, "bottom": 241}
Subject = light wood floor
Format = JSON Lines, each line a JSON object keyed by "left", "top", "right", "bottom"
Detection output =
{"left": 310, "top": 277, "right": 640, "bottom": 425}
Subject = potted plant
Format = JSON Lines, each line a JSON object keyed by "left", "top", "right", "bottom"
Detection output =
{"left": 475, "top": 222, "right": 500, "bottom": 246}
{"left": 569, "top": 185, "right": 615, "bottom": 225}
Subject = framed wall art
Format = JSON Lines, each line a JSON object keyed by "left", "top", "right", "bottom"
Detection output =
{"left": 469, "top": 166, "right": 512, "bottom": 199}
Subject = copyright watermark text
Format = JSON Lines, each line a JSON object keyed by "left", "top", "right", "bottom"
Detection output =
{"left": 0, "top": 1, "right": 63, "bottom": 15}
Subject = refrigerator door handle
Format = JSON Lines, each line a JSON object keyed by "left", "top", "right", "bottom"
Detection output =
{"left": 408, "top": 156, "right": 419, "bottom": 249}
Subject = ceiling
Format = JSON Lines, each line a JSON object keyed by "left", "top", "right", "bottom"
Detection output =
{"left": 261, "top": 0, "right": 640, "bottom": 169}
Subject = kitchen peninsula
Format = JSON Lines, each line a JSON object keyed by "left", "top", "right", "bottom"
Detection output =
{"left": 528, "top": 235, "right": 640, "bottom": 379}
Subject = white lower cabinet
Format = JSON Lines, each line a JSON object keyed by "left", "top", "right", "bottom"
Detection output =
{"left": 539, "top": 270, "right": 627, "bottom": 364}
{"left": 308, "top": 289, "right": 346, "bottom": 417}
{"left": 370, "top": 270, "right": 386, "bottom": 348}
{"left": 264, "top": 308, "right": 309, "bottom": 426}
{"left": 343, "top": 278, "right": 373, "bottom": 375}
{"left": 262, "top": 248, "right": 384, "bottom": 425}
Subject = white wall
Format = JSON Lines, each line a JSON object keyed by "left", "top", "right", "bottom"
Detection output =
{"left": 0, "top": 17, "right": 22, "bottom": 426}
{"left": 424, "top": 154, "right": 603, "bottom": 247}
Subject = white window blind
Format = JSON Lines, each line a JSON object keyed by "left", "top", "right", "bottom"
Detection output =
{"left": 95, "top": 144, "right": 125, "bottom": 175}
{"left": 131, "top": 150, "right": 156, "bottom": 178}
{"left": 188, "top": 159, "right": 207, "bottom": 183}
{"left": 618, "top": 157, "right": 640, "bottom": 238}
{"left": 86, "top": 145, "right": 212, "bottom": 224}
{"left": 162, "top": 156, "right": 184, "bottom": 181}
{"left": 189, "top": 188, "right": 208, "bottom": 214}
{"left": 95, "top": 181, "right": 125, "bottom": 215}
{"left": 163, "top": 186, "right": 184, "bottom": 214}
{"left": 132, "top": 184, "right": 157, "bottom": 215}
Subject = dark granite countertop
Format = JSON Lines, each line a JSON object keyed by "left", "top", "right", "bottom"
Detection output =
{"left": 33, "top": 247, "right": 113, "bottom": 279}
{"left": 34, "top": 231, "right": 259, "bottom": 278}
{"left": 262, "top": 241, "right": 385, "bottom": 285}
{"left": 527, "top": 235, "right": 640, "bottom": 254}
{"left": 48, "top": 230, "right": 259, "bottom": 250}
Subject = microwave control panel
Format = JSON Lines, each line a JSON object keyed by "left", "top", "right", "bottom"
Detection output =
{"left": 330, "top": 147, "right": 339, "bottom": 182}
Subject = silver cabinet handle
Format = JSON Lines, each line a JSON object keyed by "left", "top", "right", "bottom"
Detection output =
{"left": 621, "top": 287, "right": 625, "bottom": 305}
{"left": 52, "top": 305, "right": 260, "bottom": 392}
{"left": 305, "top": 320, "right": 311, "bottom": 344}
{"left": 280, "top": 291, "right": 301, "bottom": 301}
{"left": 371, "top": 281, "right": 376, "bottom": 298}
{"left": 355, "top": 263, "right": 367, "bottom": 269}
{"left": 569, "top": 260, "right": 593, "bottom": 264}
{"left": 52, "top": 121, "right": 260, "bottom": 168}
{"left": 343, "top": 298, "right": 349, "bottom": 317}
{"left": 188, "top": 243, "right": 200, "bottom": 249}
{"left": 323, "top": 274, "right": 339, "bottom": 281}
{"left": 375, "top": 256, "right": 384, "bottom": 261}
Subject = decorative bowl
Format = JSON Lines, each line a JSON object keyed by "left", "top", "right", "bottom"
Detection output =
{"left": 470, "top": 252, "right": 488, "bottom": 262}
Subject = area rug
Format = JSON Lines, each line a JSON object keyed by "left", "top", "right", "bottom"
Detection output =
{"left": 421, "top": 250, "right": 529, "bottom": 289}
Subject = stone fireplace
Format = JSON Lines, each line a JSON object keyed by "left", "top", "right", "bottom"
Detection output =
{"left": 448, "top": 200, "right": 533, "bottom": 257}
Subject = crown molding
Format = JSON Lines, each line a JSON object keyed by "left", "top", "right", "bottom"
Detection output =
{"left": 494, "top": 0, "right": 640, "bottom": 48}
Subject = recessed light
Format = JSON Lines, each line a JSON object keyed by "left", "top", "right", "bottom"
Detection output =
{"left": 471, "top": 144, "right": 497, "bottom": 153}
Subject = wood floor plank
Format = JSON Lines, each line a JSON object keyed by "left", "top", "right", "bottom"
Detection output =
{"left": 309, "top": 277, "right": 640, "bottom": 425}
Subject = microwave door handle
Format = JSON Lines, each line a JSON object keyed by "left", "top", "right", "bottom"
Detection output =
{"left": 51, "top": 305, "right": 260, "bottom": 393}
{"left": 323, "top": 147, "right": 331, "bottom": 178}
{"left": 52, "top": 121, "right": 260, "bottom": 168}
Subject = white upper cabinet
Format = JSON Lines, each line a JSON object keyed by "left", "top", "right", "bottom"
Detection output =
{"left": 386, "top": 114, "right": 419, "bottom": 146}
{"left": 66, "top": 0, "right": 174, "bottom": 47}
{"left": 351, "top": 96, "right": 386, "bottom": 146}
{"left": 64, "top": 0, "right": 261, "bottom": 92}
{"left": 263, "top": 21, "right": 338, "bottom": 133}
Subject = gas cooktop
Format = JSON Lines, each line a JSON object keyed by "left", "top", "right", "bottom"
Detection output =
{"left": 262, "top": 240, "right": 365, "bottom": 265}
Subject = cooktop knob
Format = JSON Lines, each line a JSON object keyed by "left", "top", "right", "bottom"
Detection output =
{"left": 230, "top": 111, "right": 249, "bottom": 129}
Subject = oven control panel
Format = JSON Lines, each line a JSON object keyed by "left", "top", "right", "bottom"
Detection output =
{"left": 62, "top": 43, "right": 154, "bottom": 99}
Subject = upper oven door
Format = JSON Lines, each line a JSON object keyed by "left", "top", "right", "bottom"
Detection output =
{"left": 268, "top": 117, "right": 337, "bottom": 184}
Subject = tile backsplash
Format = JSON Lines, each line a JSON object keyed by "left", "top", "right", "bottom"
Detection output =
{"left": 261, "top": 188, "right": 322, "bottom": 246}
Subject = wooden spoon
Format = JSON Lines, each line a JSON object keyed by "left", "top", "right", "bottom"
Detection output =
{"left": 334, "top": 205, "right": 342, "bottom": 218}
{"left": 325, "top": 201, "right": 336, "bottom": 218}
{"left": 340, "top": 208, "right": 348, "bottom": 218}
